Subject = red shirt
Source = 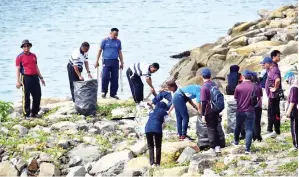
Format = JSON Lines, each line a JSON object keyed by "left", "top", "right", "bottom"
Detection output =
{"left": 16, "top": 52, "right": 38, "bottom": 75}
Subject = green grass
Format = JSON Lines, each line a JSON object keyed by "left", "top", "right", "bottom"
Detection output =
{"left": 259, "top": 162, "right": 267, "bottom": 169}
{"left": 42, "top": 106, "right": 60, "bottom": 118}
{"left": 0, "top": 101, "right": 13, "bottom": 122}
{"left": 96, "top": 102, "right": 135, "bottom": 119}
{"left": 280, "top": 122, "right": 291, "bottom": 133}
{"left": 164, "top": 124, "right": 176, "bottom": 131}
{"left": 240, "top": 156, "right": 251, "bottom": 161}
{"left": 288, "top": 150, "right": 298, "bottom": 157}
{"left": 212, "top": 161, "right": 228, "bottom": 174}
{"left": 278, "top": 161, "right": 298, "bottom": 173}
{"left": 251, "top": 137, "right": 293, "bottom": 154}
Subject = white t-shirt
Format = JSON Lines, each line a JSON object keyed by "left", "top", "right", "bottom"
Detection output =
{"left": 69, "top": 48, "right": 88, "bottom": 68}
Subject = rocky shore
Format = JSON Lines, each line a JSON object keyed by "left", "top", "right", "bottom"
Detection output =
{"left": 0, "top": 5, "right": 298, "bottom": 177}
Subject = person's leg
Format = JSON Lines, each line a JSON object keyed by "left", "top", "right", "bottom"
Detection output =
{"left": 101, "top": 65, "right": 111, "bottom": 95}
{"left": 267, "top": 98, "right": 274, "bottom": 132}
{"left": 126, "top": 69, "right": 137, "bottom": 103}
{"left": 295, "top": 114, "right": 298, "bottom": 149}
{"left": 181, "top": 101, "right": 189, "bottom": 136}
{"left": 173, "top": 94, "right": 183, "bottom": 136}
{"left": 31, "top": 76, "right": 41, "bottom": 116}
{"left": 110, "top": 62, "right": 119, "bottom": 97}
{"left": 206, "top": 112, "right": 220, "bottom": 148}
{"left": 234, "top": 112, "right": 245, "bottom": 144}
{"left": 132, "top": 76, "right": 144, "bottom": 103}
{"left": 245, "top": 111, "right": 255, "bottom": 151}
{"left": 146, "top": 133, "right": 155, "bottom": 165}
{"left": 274, "top": 99, "right": 281, "bottom": 134}
{"left": 22, "top": 75, "right": 31, "bottom": 117}
{"left": 254, "top": 107, "right": 262, "bottom": 141}
{"left": 154, "top": 133, "right": 163, "bottom": 165}
{"left": 67, "top": 64, "right": 75, "bottom": 102}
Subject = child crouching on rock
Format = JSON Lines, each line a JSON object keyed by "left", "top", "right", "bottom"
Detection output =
{"left": 145, "top": 102, "right": 168, "bottom": 167}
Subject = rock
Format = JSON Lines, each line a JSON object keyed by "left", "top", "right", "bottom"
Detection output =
{"left": 229, "top": 36, "right": 248, "bottom": 46}
{"left": 90, "top": 150, "right": 133, "bottom": 175}
{"left": 252, "top": 156, "right": 266, "bottom": 162}
{"left": 88, "top": 128, "right": 100, "bottom": 134}
{"left": 84, "top": 162, "right": 94, "bottom": 173}
{"left": 188, "top": 153, "right": 214, "bottom": 174}
{"left": 256, "top": 20, "right": 270, "bottom": 28}
{"left": 177, "top": 147, "right": 196, "bottom": 164}
{"left": 39, "top": 163, "right": 60, "bottom": 177}
{"left": 38, "top": 153, "right": 53, "bottom": 164}
{"left": 230, "top": 21, "right": 260, "bottom": 36}
{"left": 129, "top": 141, "right": 147, "bottom": 156}
{"left": 281, "top": 40, "right": 298, "bottom": 55}
{"left": 58, "top": 139, "right": 70, "bottom": 149}
{"left": 222, "top": 169, "right": 235, "bottom": 176}
{"left": 12, "top": 125, "right": 29, "bottom": 136}
{"left": 75, "top": 120, "right": 89, "bottom": 131}
{"left": 269, "top": 10, "right": 285, "bottom": 19}
{"left": 117, "top": 169, "right": 144, "bottom": 177}
{"left": 257, "top": 9, "right": 271, "bottom": 19}
{"left": 190, "top": 43, "right": 216, "bottom": 65}
{"left": 106, "top": 161, "right": 125, "bottom": 175}
{"left": 94, "top": 121, "right": 116, "bottom": 134}
{"left": 128, "top": 133, "right": 137, "bottom": 139}
{"left": 280, "top": 54, "right": 298, "bottom": 65}
{"left": 124, "top": 157, "right": 150, "bottom": 170}
{"left": 271, "top": 33, "right": 294, "bottom": 43}
{"left": 0, "top": 161, "right": 19, "bottom": 176}
{"left": 111, "top": 107, "right": 136, "bottom": 119}
{"left": 66, "top": 166, "right": 86, "bottom": 177}
{"left": 162, "top": 141, "right": 197, "bottom": 163}
{"left": 154, "top": 166, "right": 188, "bottom": 177}
{"left": 0, "top": 127, "right": 9, "bottom": 134}
{"left": 248, "top": 36, "right": 268, "bottom": 45}
{"left": 82, "top": 136, "right": 97, "bottom": 145}
{"left": 51, "top": 121, "right": 78, "bottom": 132}
{"left": 202, "top": 169, "right": 219, "bottom": 177}
{"left": 15, "top": 158, "right": 27, "bottom": 173}
{"left": 68, "top": 144, "right": 102, "bottom": 164}
{"left": 207, "top": 54, "right": 226, "bottom": 72}
{"left": 20, "top": 169, "right": 28, "bottom": 177}
{"left": 27, "top": 158, "right": 39, "bottom": 173}
{"left": 170, "top": 51, "right": 191, "bottom": 58}
{"left": 17, "top": 144, "right": 38, "bottom": 153}
{"left": 68, "top": 156, "right": 82, "bottom": 167}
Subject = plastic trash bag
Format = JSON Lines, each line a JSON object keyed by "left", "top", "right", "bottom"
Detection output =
{"left": 196, "top": 115, "right": 225, "bottom": 148}
{"left": 74, "top": 79, "right": 98, "bottom": 116}
{"left": 227, "top": 100, "right": 237, "bottom": 134}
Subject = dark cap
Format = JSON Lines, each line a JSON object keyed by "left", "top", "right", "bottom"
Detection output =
{"left": 20, "top": 39, "right": 32, "bottom": 48}
{"left": 201, "top": 68, "right": 211, "bottom": 77}
{"left": 242, "top": 70, "right": 252, "bottom": 77}
{"left": 260, "top": 57, "right": 273, "bottom": 64}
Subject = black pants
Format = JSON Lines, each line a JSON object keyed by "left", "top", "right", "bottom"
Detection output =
{"left": 22, "top": 75, "right": 41, "bottom": 117}
{"left": 146, "top": 132, "right": 162, "bottom": 165}
{"left": 205, "top": 111, "right": 220, "bottom": 149}
{"left": 126, "top": 68, "right": 144, "bottom": 103}
{"left": 254, "top": 107, "right": 262, "bottom": 141}
{"left": 267, "top": 98, "right": 280, "bottom": 134}
{"left": 290, "top": 107, "right": 298, "bottom": 148}
{"left": 67, "top": 63, "right": 82, "bottom": 102}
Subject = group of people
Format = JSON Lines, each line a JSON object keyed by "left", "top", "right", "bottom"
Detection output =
{"left": 15, "top": 29, "right": 297, "bottom": 167}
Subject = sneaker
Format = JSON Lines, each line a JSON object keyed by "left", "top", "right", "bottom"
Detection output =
{"left": 101, "top": 92, "right": 107, "bottom": 98}
{"left": 31, "top": 114, "right": 42, "bottom": 118}
{"left": 232, "top": 141, "right": 239, "bottom": 146}
{"left": 206, "top": 148, "right": 215, "bottom": 154}
{"left": 110, "top": 95, "right": 120, "bottom": 100}
{"left": 269, "top": 132, "right": 277, "bottom": 138}
{"left": 215, "top": 146, "right": 221, "bottom": 153}
{"left": 245, "top": 150, "right": 251, "bottom": 154}
{"left": 151, "top": 164, "right": 156, "bottom": 168}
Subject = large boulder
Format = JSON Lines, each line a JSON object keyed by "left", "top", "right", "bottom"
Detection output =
{"left": 51, "top": 121, "right": 78, "bottom": 132}
{"left": 68, "top": 144, "right": 102, "bottom": 164}
{"left": 280, "top": 54, "right": 298, "bottom": 65}
{"left": 66, "top": 166, "right": 86, "bottom": 177}
{"left": 12, "top": 125, "right": 29, "bottom": 136}
{"left": 111, "top": 107, "right": 136, "bottom": 119}
{"left": 190, "top": 43, "right": 216, "bottom": 65}
{"left": 154, "top": 166, "right": 188, "bottom": 177}
{"left": 38, "top": 163, "right": 61, "bottom": 177}
{"left": 177, "top": 147, "right": 196, "bottom": 164}
{"left": 207, "top": 54, "right": 226, "bottom": 72}
{"left": 228, "top": 36, "right": 248, "bottom": 46}
{"left": 90, "top": 150, "right": 133, "bottom": 175}
{"left": 0, "top": 161, "right": 19, "bottom": 176}
{"left": 230, "top": 21, "right": 260, "bottom": 36}
{"left": 129, "top": 140, "right": 147, "bottom": 156}
{"left": 239, "top": 56, "right": 263, "bottom": 72}
{"left": 281, "top": 40, "right": 298, "bottom": 55}
{"left": 124, "top": 157, "right": 150, "bottom": 170}
{"left": 162, "top": 141, "right": 197, "bottom": 164}
{"left": 188, "top": 154, "right": 215, "bottom": 174}
{"left": 248, "top": 36, "right": 268, "bottom": 45}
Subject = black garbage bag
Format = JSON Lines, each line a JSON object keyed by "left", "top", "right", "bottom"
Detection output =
{"left": 74, "top": 79, "right": 98, "bottom": 116}
{"left": 227, "top": 100, "right": 237, "bottom": 134}
{"left": 196, "top": 114, "right": 225, "bottom": 148}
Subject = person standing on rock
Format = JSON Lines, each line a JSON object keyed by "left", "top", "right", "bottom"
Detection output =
{"left": 145, "top": 102, "right": 168, "bottom": 167}
{"left": 67, "top": 42, "right": 92, "bottom": 102}
{"left": 233, "top": 70, "right": 261, "bottom": 154}
{"left": 95, "top": 28, "right": 124, "bottom": 99}
{"left": 167, "top": 80, "right": 201, "bottom": 141}
{"left": 200, "top": 68, "right": 223, "bottom": 153}
{"left": 285, "top": 72, "right": 298, "bottom": 150}
{"left": 262, "top": 57, "right": 282, "bottom": 137}
{"left": 16, "top": 40, "right": 46, "bottom": 118}
{"left": 126, "top": 62, "right": 159, "bottom": 107}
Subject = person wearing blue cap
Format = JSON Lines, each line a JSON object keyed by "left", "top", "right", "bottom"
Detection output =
{"left": 145, "top": 102, "right": 169, "bottom": 166}
{"left": 233, "top": 70, "right": 261, "bottom": 154}
{"left": 261, "top": 56, "right": 282, "bottom": 137}
{"left": 200, "top": 68, "right": 224, "bottom": 154}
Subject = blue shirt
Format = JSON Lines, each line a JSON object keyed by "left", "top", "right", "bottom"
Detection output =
{"left": 145, "top": 109, "right": 168, "bottom": 133}
{"left": 176, "top": 84, "right": 201, "bottom": 103}
{"left": 101, "top": 37, "right": 122, "bottom": 60}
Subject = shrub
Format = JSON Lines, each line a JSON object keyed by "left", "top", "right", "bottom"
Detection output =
{"left": 0, "top": 101, "right": 13, "bottom": 122}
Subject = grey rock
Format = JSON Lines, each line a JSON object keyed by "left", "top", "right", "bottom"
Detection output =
{"left": 0, "top": 127, "right": 9, "bottom": 134}
{"left": 17, "top": 144, "right": 38, "bottom": 153}
{"left": 252, "top": 156, "right": 265, "bottom": 162}
{"left": 83, "top": 136, "right": 97, "bottom": 145}
{"left": 58, "top": 139, "right": 70, "bottom": 149}
{"left": 94, "top": 121, "right": 116, "bottom": 134}
{"left": 188, "top": 153, "right": 214, "bottom": 174}
{"left": 88, "top": 128, "right": 100, "bottom": 134}
{"left": 90, "top": 150, "right": 133, "bottom": 175}
{"left": 15, "top": 158, "right": 27, "bottom": 172}
{"left": 2, "top": 156, "right": 9, "bottom": 161}
{"left": 68, "top": 156, "right": 82, "bottom": 168}
{"left": 117, "top": 169, "right": 144, "bottom": 177}
{"left": 84, "top": 162, "right": 94, "bottom": 173}
{"left": 111, "top": 107, "right": 136, "bottom": 119}
{"left": 281, "top": 40, "right": 298, "bottom": 55}
{"left": 66, "top": 166, "right": 86, "bottom": 177}
{"left": 39, "top": 162, "right": 61, "bottom": 176}
{"left": 20, "top": 168, "right": 28, "bottom": 177}
{"left": 129, "top": 141, "right": 147, "bottom": 156}
{"left": 177, "top": 147, "right": 196, "bottom": 164}
{"left": 85, "top": 173, "right": 93, "bottom": 177}
{"left": 75, "top": 120, "right": 89, "bottom": 131}
{"left": 271, "top": 33, "right": 294, "bottom": 43}
{"left": 12, "top": 125, "right": 29, "bottom": 136}
{"left": 229, "top": 145, "right": 245, "bottom": 154}
{"left": 38, "top": 153, "right": 53, "bottom": 164}
{"left": 0, "top": 161, "right": 19, "bottom": 176}
{"left": 202, "top": 169, "right": 219, "bottom": 177}
{"left": 51, "top": 121, "right": 78, "bottom": 132}
{"left": 68, "top": 144, "right": 102, "bottom": 164}
{"left": 107, "top": 161, "right": 125, "bottom": 175}
{"left": 248, "top": 36, "right": 268, "bottom": 44}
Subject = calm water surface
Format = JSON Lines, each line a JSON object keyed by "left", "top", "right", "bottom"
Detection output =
{"left": 0, "top": 0, "right": 296, "bottom": 101}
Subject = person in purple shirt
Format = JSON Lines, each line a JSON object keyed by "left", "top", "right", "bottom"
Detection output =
{"left": 262, "top": 57, "right": 282, "bottom": 136}
{"left": 234, "top": 70, "right": 261, "bottom": 154}
{"left": 200, "top": 68, "right": 221, "bottom": 153}
{"left": 285, "top": 72, "right": 298, "bottom": 150}
{"left": 271, "top": 50, "right": 281, "bottom": 67}
{"left": 95, "top": 28, "right": 124, "bottom": 99}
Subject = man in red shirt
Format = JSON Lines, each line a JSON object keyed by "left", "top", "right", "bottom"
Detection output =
{"left": 16, "top": 40, "right": 45, "bottom": 118}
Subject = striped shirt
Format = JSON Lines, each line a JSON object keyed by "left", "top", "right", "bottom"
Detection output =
{"left": 130, "top": 62, "right": 151, "bottom": 78}
{"left": 69, "top": 48, "right": 88, "bottom": 68}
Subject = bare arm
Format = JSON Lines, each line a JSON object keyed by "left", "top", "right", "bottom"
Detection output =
{"left": 36, "top": 65, "right": 43, "bottom": 78}
{"left": 146, "top": 77, "right": 157, "bottom": 96}
{"left": 287, "top": 103, "right": 295, "bottom": 117}
{"left": 274, "top": 78, "right": 281, "bottom": 89}
{"left": 95, "top": 49, "right": 103, "bottom": 67}
{"left": 119, "top": 50, "right": 123, "bottom": 64}
{"left": 74, "top": 65, "right": 82, "bottom": 77}
{"left": 16, "top": 66, "right": 21, "bottom": 83}
{"left": 84, "top": 61, "right": 90, "bottom": 73}
{"left": 168, "top": 104, "right": 174, "bottom": 114}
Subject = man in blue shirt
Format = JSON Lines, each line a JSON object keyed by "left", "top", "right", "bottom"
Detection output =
{"left": 95, "top": 28, "right": 124, "bottom": 99}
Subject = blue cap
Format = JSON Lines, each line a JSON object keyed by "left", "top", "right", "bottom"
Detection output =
{"left": 251, "top": 71, "right": 258, "bottom": 77}
{"left": 260, "top": 57, "right": 273, "bottom": 64}
{"left": 242, "top": 70, "right": 252, "bottom": 77}
{"left": 201, "top": 68, "right": 211, "bottom": 77}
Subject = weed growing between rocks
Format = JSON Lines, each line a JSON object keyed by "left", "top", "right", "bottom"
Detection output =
{"left": 212, "top": 161, "right": 228, "bottom": 174}
{"left": 97, "top": 102, "right": 135, "bottom": 120}
{"left": 280, "top": 121, "right": 291, "bottom": 133}
{"left": 0, "top": 101, "right": 13, "bottom": 122}
{"left": 278, "top": 161, "right": 298, "bottom": 173}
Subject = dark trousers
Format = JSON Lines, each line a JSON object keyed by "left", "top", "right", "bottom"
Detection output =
{"left": 205, "top": 111, "right": 220, "bottom": 149}
{"left": 146, "top": 132, "right": 162, "bottom": 165}
{"left": 126, "top": 68, "right": 144, "bottom": 103}
{"left": 235, "top": 111, "right": 255, "bottom": 151}
{"left": 101, "top": 59, "right": 119, "bottom": 96}
{"left": 290, "top": 107, "right": 298, "bottom": 148}
{"left": 254, "top": 107, "right": 262, "bottom": 141}
{"left": 173, "top": 93, "right": 189, "bottom": 136}
{"left": 22, "top": 75, "right": 41, "bottom": 117}
{"left": 67, "top": 63, "right": 82, "bottom": 102}
{"left": 267, "top": 98, "right": 281, "bottom": 134}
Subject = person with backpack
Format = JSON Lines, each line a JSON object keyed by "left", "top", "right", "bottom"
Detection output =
{"left": 250, "top": 72, "right": 263, "bottom": 142}
{"left": 166, "top": 80, "right": 201, "bottom": 141}
{"left": 233, "top": 70, "right": 261, "bottom": 154}
{"left": 226, "top": 65, "right": 241, "bottom": 95}
{"left": 145, "top": 102, "right": 169, "bottom": 167}
{"left": 200, "top": 68, "right": 224, "bottom": 153}
{"left": 285, "top": 72, "right": 298, "bottom": 150}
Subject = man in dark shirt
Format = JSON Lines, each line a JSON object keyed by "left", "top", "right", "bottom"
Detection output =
{"left": 262, "top": 57, "right": 282, "bottom": 136}
{"left": 234, "top": 70, "right": 261, "bottom": 154}
{"left": 271, "top": 50, "right": 281, "bottom": 66}
{"left": 200, "top": 68, "right": 221, "bottom": 153}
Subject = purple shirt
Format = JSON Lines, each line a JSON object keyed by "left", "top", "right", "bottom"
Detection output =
{"left": 200, "top": 80, "right": 214, "bottom": 115}
{"left": 265, "top": 65, "right": 281, "bottom": 98}
{"left": 288, "top": 87, "right": 298, "bottom": 107}
{"left": 234, "top": 81, "right": 261, "bottom": 112}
